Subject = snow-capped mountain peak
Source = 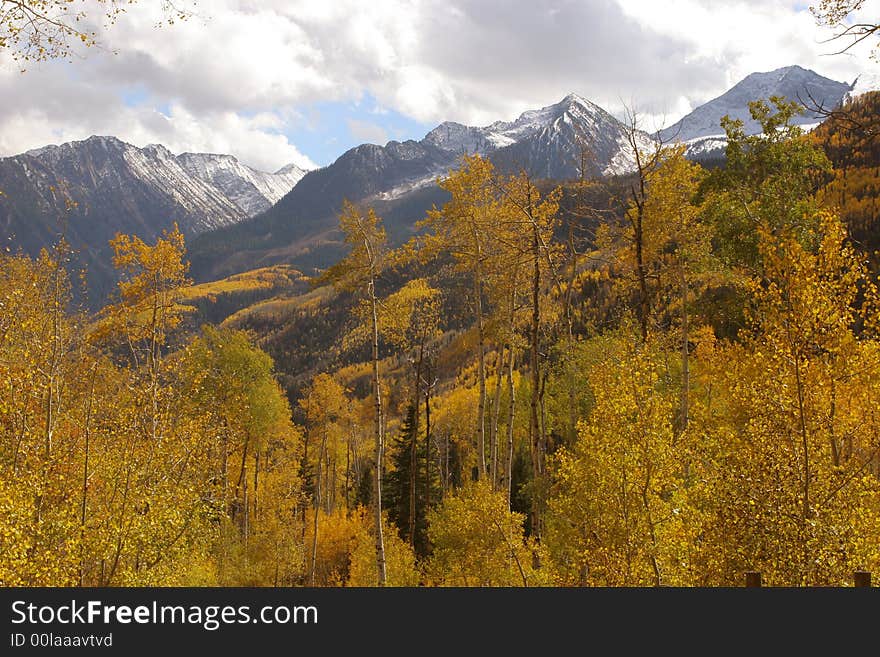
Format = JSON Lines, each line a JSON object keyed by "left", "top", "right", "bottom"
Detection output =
{"left": 6, "top": 136, "right": 310, "bottom": 236}
{"left": 557, "top": 92, "right": 604, "bottom": 117}
{"left": 142, "top": 143, "right": 175, "bottom": 159}
{"left": 275, "top": 162, "right": 308, "bottom": 176}
{"left": 24, "top": 135, "right": 127, "bottom": 162}
{"left": 293, "top": 92, "right": 657, "bottom": 209}
{"left": 661, "top": 65, "right": 852, "bottom": 144}
{"left": 477, "top": 93, "right": 655, "bottom": 177}
{"left": 1, "top": 135, "right": 312, "bottom": 302}
{"left": 845, "top": 71, "right": 880, "bottom": 102}
{"left": 423, "top": 92, "right": 642, "bottom": 170}
{"left": 176, "top": 151, "right": 307, "bottom": 216}
{"left": 658, "top": 65, "right": 853, "bottom": 162}
{"left": 483, "top": 94, "right": 594, "bottom": 146}
{"left": 423, "top": 121, "right": 494, "bottom": 154}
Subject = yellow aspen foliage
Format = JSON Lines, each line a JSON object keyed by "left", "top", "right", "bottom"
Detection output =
{"left": 377, "top": 278, "right": 442, "bottom": 354}
{"left": 320, "top": 201, "right": 390, "bottom": 584}
{"left": 420, "top": 155, "right": 500, "bottom": 482}
{"left": 0, "top": 235, "right": 305, "bottom": 587}
{"left": 547, "top": 333, "right": 698, "bottom": 586}
{"left": 302, "top": 507, "right": 361, "bottom": 586}
{"left": 347, "top": 510, "right": 420, "bottom": 587}
{"left": 300, "top": 373, "right": 351, "bottom": 584}
{"left": 299, "top": 373, "right": 350, "bottom": 509}
{"left": 699, "top": 212, "right": 880, "bottom": 585}
{"left": 430, "top": 381, "right": 480, "bottom": 476}
{"left": 98, "top": 224, "right": 190, "bottom": 356}
{"left": 0, "top": 1, "right": 192, "bottom": 65}
{"left": 179, "top": 326, "right": 304, "bottom": 585}
{"left": 426, "top": 481, "right": 551, "bottom": 586}
{"left": 0, "top": 246, "right": 84, "bottom": 585}
{"left": 299, "top": 506, "right": 417, "bottom": 587}
{"left": 0, "top": 475, "right": 78, "bottom": 586}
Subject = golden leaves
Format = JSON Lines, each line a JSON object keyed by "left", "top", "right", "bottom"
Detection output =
{"left": 0, "top": 237, "right": 305, "bottom": 586}
{"left": 426, "top": 481, "right": 550, "bottom": 586}
{"left": 1, "top": 1, "right": 194, "bottom": 66}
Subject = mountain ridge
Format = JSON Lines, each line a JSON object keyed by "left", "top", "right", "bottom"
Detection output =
{"left": 660, "top": 65, "right": 852, "bottom": 145}
{"left": 18, "top": 136, "right": 307, "bottom": 218}
{"left": 1, "top": 65, "right": 859, "bottom": 302}
{"left": 188, "top": 92, "right": 656, "bottom": 282}
{"left": 0, "top": 135, "right": 307, "bottom": 303}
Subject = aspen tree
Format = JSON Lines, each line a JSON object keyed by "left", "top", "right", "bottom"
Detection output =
{"left": 299, "top": 374, "right": 348, "bottom": 585}
{"left": 497, "top": 171, "right": 561, "bottom": 537}
{"left": 421, "top": 155, "right": 499, "bottom": 480}
{"left": 321, "top": 201, "right": 389, "bottom": 585}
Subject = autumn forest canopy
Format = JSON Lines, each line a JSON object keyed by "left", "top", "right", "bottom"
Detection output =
{"left": 4, "top": 88, "right": 880, "bottom": 588}
{"left": 4, "top": 0, "right": 880, "bottom": 592}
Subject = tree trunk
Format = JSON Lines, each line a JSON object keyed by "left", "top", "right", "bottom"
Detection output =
{"left": 444, "top": 433, "right": 450, "bottom": 493}
{"left": 490, "top": 345, "right": 505, "bottom": 489}
{"left": 680, "top": 267, "right": 690, "bottom": 432}
{"left": 506, "top": 346, "right": 516, "bottom": 511}
{"left": 409, "top": 343, "right": 424, "bottom": 546}
{"left": 369, "top": 283, "right": 387, "bottom": 585}
{"left": 529, "top": 213, "right": 544, "bottom": 536}
{"left": 424, "top": 371, "right": 433, "bottom": 516}
{"left": 243, "top": 480, "right": 249, "bottom": 560}
{"left": 149, "top": 276, "right": 162, "bottom": 445}
{"left": 253, "top": 452, "right": 259, "bottom": 523}
{"left": 345, "top": 428, "right": 352, "bottom": 510}
{"left": 627, "top": 113, "right": 652, "bottom": 344}
{"left": 309, "top": 429, "right": 327, "bottom": 586}
{"left": 794, "top": 350, "right": 811, "bottom": 523}
{"left": 641, "top": 463, "right": 662, "bottom": 587}
{"left": 232, "top": 434, "right": 250, "bottom": 527}
{"left": 38, "top": 257, "right": 64, "bottom": 524}
{"left": 79, "top": 366, "right": 97, "bottom": 586}
{"left": 565, "top": 224, "right": 578, "bottom": 444}
{"left": 473, "top": 265, "right": 488, "bottom": 480}
{"left": 634, "top": 200, "right": 649, "bottom": 343}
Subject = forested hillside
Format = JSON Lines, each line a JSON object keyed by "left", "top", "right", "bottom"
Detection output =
{"left": 3, "top": 96, "right": 880, "bottom": 587}
{"left": 814, "top": 90, "right": 880, "bottom": 257}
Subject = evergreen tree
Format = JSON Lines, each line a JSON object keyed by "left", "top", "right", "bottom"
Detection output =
{"left": 384, "top": 403, "right": 440, "bottom": 556}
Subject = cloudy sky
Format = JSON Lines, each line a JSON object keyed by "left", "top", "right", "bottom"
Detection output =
{"left": 0, "top": 0, "right": 877, "bottom": 171}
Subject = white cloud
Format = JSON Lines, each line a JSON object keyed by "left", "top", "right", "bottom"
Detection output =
{"left": 0, "top": 68, "right": 316, "bottom": 171}
{"left": 1, "top": 0, "right": 878, "bottom": 168}
{"left": 616, "top": 0, "right": 874, "bottom": 121}
{"left": 346, "top": 119, "right": 389, "bottom": 146}
{"left": 146, "top": 106, "right": 317, "bottom": 172}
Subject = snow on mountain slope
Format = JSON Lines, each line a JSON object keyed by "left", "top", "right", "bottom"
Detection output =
{"left": 177, "top": 152, "right": 307, "bottom": 216}
{"left": 17, "top": 136, "right": 308, "bottom": 229}
{"left": 189, "top": 92, "right": 659, "bottom": 282}
{"left": 604, "top": 130, "right": 660, "bottom": 176}
{"left": 422, "top": 122, "right": 497, "bottom": 154}
{"left": 422, "top": 92, "right": 655, "bottom": 186}
{"left": 128, "top": 143, "right": 247, "bottom": 232}
{"left": 845, "top": 71, "right": 880, "bottom": 101}
{"left": 661, "top": 65, "right": 851, "bottom": 143}
{"left": 1, "top": 135, "right": 312, "bottom": 303}
{"left": 15, "top": 137, "right": 246, "bottom": 233}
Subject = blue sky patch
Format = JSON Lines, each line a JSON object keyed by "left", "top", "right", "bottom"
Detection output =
{"left": 283, "top": 93, "right": 432, "bottom": 167}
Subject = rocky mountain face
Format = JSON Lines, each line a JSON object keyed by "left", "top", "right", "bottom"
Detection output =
{"left": 2, "top": 65, "right": 856, "bottom": 299}
{"left": 176, "top": 152, "right": 306, "bottom": 216}
{"left": 0, "top": 136, "right": 306, "bottom": 303}
{"left": 661, "top": 65, "right": 852, "bottom": 160}
{"left": 424, "top": 93, "right": 655, "bottom": 179}
{"left": 189, "top": 93, "right": 656, "bottom": 281}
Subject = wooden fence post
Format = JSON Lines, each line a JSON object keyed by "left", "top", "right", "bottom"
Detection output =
{"left": 854, "top": 571, "right": 871, "bottom": 588}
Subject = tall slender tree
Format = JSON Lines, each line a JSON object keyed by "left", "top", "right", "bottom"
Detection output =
{"left": 421, "top": 155, "right": 500, "bottom": 480}
{"left": 321, "top": 201, "right": 389, "bottom": 585}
